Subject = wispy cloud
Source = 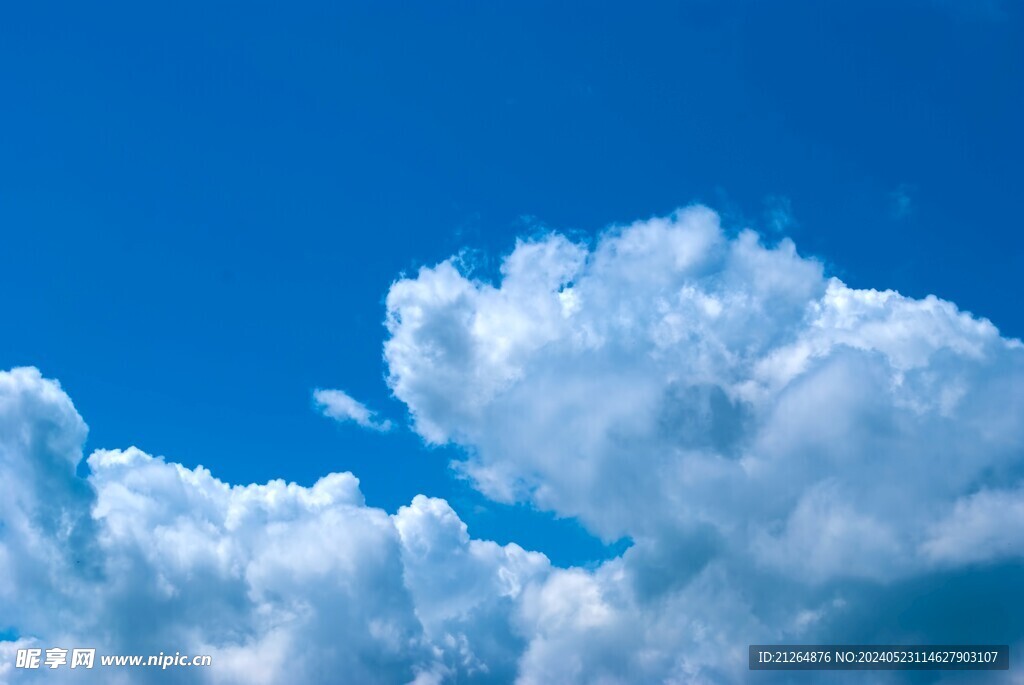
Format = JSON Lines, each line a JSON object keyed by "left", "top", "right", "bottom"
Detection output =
{"left": 890, "top": 183, "right": 915, "bottom": 219}
{"left": 313, "top": 388, "right": 393, "bottom": 432}
{"left": 763, "top": 194, "right": 796, "bottom": 233}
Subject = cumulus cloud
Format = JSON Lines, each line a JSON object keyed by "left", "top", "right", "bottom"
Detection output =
{"left": 0, "top": 368, "right": 546, "bottom": 684}
{"left": 3, "top": 205, "right": 1024, "bottom": 684}
{"left": 385, "top": 206, "right": 1023, "bottom": 558}
{"left": 385, "top": 205, "right": 1024, "bottom": 680}
{"left": 314, "top": 388, "right": 393, "bottom": 431}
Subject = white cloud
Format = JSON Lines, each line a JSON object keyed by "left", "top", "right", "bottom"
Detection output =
{"left": 313, "top": 388, "right": 393, "bottom": 431}
{"left": 384, "top": 205, "right": 1024, "bottom": 681}
{"left": 0, "top": 368, "right": 547, "bottom": 684}
{"left": 394, "top": 496, "right": 549, "bottom": 683}
{"left": 3, "top": 204, "right": 1024, "bottom": 684}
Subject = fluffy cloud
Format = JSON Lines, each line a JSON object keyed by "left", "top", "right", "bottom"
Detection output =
{"left": 385, "top": 206, "right": 1023, "bottom": 561}
{"left": 0, "top": 369, "right": 546, "bottom": 684}
{"left": 3, "top": 205, "right": 1024, "bottom": 684}
{"left": 385, "top": 206, "right": 1024, "bottom": 680}
{"left": 313, "top": 388, "right": 393, "bottom": 431}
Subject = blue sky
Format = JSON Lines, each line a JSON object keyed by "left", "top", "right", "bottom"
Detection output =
{"left": 3, "top": 2, "right": 1022, "bottom": 568}
{"left": 1, "top": 4, "right": 1023, "bottom": 682}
